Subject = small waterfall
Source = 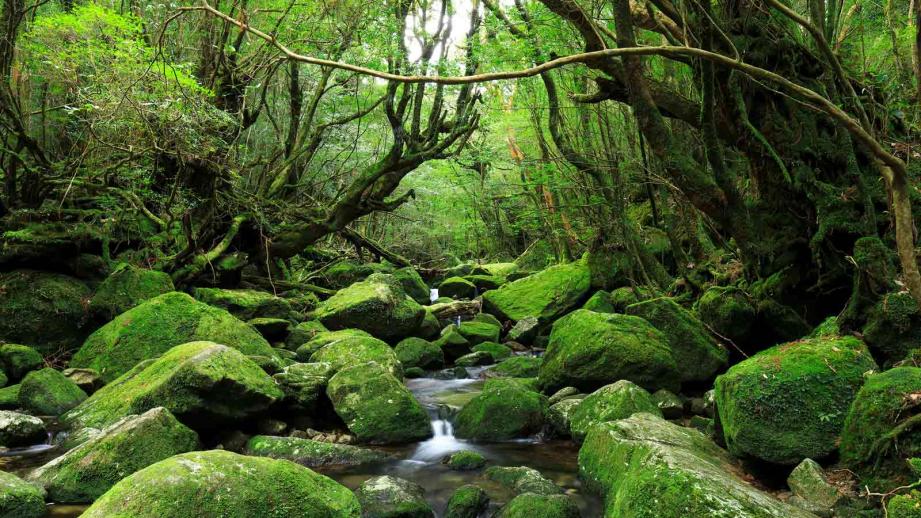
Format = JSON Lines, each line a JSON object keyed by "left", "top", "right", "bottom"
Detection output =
{"left": 409, "top": 405, "right": 471, "bottom": 462}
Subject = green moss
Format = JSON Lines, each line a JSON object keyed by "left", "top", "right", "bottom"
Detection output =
{"left": 482, "top": 263, "right": 519, "bottom": 277}
{"left": 63, "top": 341, "right": 282, "bottom": 431}
{"left": 0, "top": 270, "right": 91, "bottom": 354}
{"left": 439, "top": 277, "right": 477, "bottom": 299}
{"left": 538, "top": 310, "right": 680, "bottom": 394}
{"left": 72, "top": 292, "right": 276, "bottom": 382}
{"left": 0, "top": 344, "right": 42, "bottom": 382}
{"left": 457, "top": 321, "right": 500, "bottom": 345}
{"left": 472, "top": 342, "right": 512, "bottom": 361}
{"left": 486, "top": 356, "right": 542, "bottom": 378}
{"left": 354, "top": 475, "right": 433, "bottom": 518}
{"left": 296, "top": 329, "right": 372, "bottom": 360}
{"left": 696, "top": 286, "right": 756, "bottom": 343}
{"left": 193, "top": 287, "right": 293, "bottom": 320}
{"left": 30, "top": 407, "right": 199, "bottom": 503}
{"left": 444, "top": 485, "right": 489, "bottom": 518}
{"left": 326, "top": 362, "right": 431, "bottom": 444}
{"left": 89, "top": 264, "right": 174, "bottom": 321}
{"left": 481, "top": 261, "right": 590, "bottom": 323}
{"left": 444, "top": 450, "right": 486, "bottom": 470}
{"left": 0, "top": 385, "right": 20, "bottom": 410}
{"left": 582, "top": 291, "right": 617, "bottom": 313}
{"left": 864, "top": 292, "right": 921, "bottom": 362}
{"left": 547, "top": 398, "right": 582, "bottom": 438}
{"left": 81, "top": 450, "right": 361, "bottom": 518}
{"left": 455, "top": 378, "right": 546, "bottom": 441}
{"left": 273, "top": 362, "right": 333, "bottom": 408}
{"left": 483, "top": 466, "right": 561, "bottom": 495}
{"left": 434, "top": 327, "right": 472, "bottom": 361}
{"left": 322, "top": 261, "right": 394, "bottom": 289}
{"left": 395, "top": 337, "right": 444, "bottom": 370}
{"left": 19, "top": 368, "right": 87, "bottom": 415}
{"left": 244, "top": 435, "right": 390, "bottom": 467}
{"left": 715, "top": 335, "right": 878, "bottom": 465}
{"left": 888, "top": 491, "right": 921, "bottom": 518}
{"left": 463, "top": 275, "right": 506, "bottom": 291}
{"left": 570, "top": 380, "right": 661, "bottom": 442}
{"left": 417, "top": 310, "right": 440, "bottom": 340}
{"left": 608, "top": 287, "right": 652, "bottom": 313}
{"left": 495, "top": 493, "right": 580, "bottom": 518}
{"left": 314, "top": 274, "right": 424, "bottom": 341}
{"left": 808, "top": 316, "right": 840, "bottom": 338}
{"left": 391, "top": 267, "right": 430, "bottom": 304}
{"left": 309, "top": 334, "right": 402, "bottom": 377}
{"left": 0, "top": 470, "right": 46, "bottom": 518}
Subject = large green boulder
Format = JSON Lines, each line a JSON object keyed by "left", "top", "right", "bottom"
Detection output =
{"left": 244, "top": 435, "right": 390, "bottom": 467}
{"left": 284, "top": 321, "right": 328, "bottom": 350}
{"left": 0, "top": 410, "right": 46, "bottom": 447}
{"left": 355, "top": 475, "right": 434, "bottom": 518}
{"left": 326, "top": 362, "right": 431, "bottom": 444}
{"left": 296, "top": 328, "right": 373, "bottom": 359}
{"left": 193, "top": 287, "right": 293, "bottom": 320}
{"left": 455, "top": 378, "right": 546, "bottom": 441}
{"left": 485, "top": 356, "right": 542, "bottom": 378}
{"left": 495, "top": 494, "right": 580, "bottom": 518}
{"left": 0, "top": 344, "right": 43, "bottom": 382}
{"left": 538, "top": 310, "right": 680, "bottom": 393}
{"left": 472, "top": 342, "right": 512, "bottom": 362}
{"left": 888, "top": 491, "right": 921, "bottom": 518}
{"left": 464, "top": 274, "right": 506, "bottom": 291}
{"left": 273, "top": 362, "right": 333, "bottom": 409}
{"left": 89, "top": 264, "right": 174, "bottom": 321}
{"left": 434, "top": 327, "right": 472, "bottom": 361}
{"left": 570, "top": 380, "right": 661, "bottom": 443}
{"left": 71, "top": 292, "right": 276, "bottom": 382}
{"left": 30, "top": 407, "right": 199, "bottom": 503}
{"left": 63, "top": 342, "right": 282, "bottom": 431}
{"left": 697, "top": 286, "right": 756, "bottom": 345}
{"left": 0, "top": 385, "right": 19, "bottom": 410}
{"left": 309, "top": 334, "right": 402, "bottom": 377}
{"left": 81, "top": 450, "right": 361, "bottom": 518}
{"left": 0, "top": 270, "right": 90, "bottom": 354}
{"left": 395, "top": 337, "right": 445, "bottom": 370}
{"left": 445, "top": 485, "right": 489, "bottom": 518}
{"left": 625, "top": 297, "right": 728, "bottom": 383}
{"left": 714, "top": 335, "right": 877, "bottom": 465}
{"left": 439, "top": 276, "right": 477, "bottom": 299}
{"left": 392, "top": 267, "right": 430, "bottom": 304}
{"left": 579, "top": 413, "right": 817, "bottom": 518}
{"left": 483, "top": 466, "right": 561, "bottom": 495}
{"left": 482, "top": 263, "right": 519, "bottom": 277}
{"left": 0, "top": 471, "right": 45, "bottom": 518}
{"left": 322, "top": 261, "right": 393, "bottom": 289}
{"left": 314, "top": 274, "right": 424, "bottom": 341}
{"left": 482, "top": 261, "right": 591, "bottom": 323}
{"left": 840, "top": 367, "right": 921, "bottom": 487}
{"left": 457, "top": 321, "right": 500, "bottom": 345}
{"left": 19, "top": 368, "right": 87, "bottom": 415}
{"left": 582, "top": 291, "right": 616, "bottom": 313}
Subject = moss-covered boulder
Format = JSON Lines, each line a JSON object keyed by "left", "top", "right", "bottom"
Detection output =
{"left": 435, "top": 327, "right": 472, "bottom": 361}
{"left": 273, "top": 362, "right": 333, "bottom": 409}
{"left": 455, "top": 378, "right": 546, "bottom": 441}
{"left": 507, "top": 316, "right": 539, "bottom": 344}
{"left": 455, "top": 351, "right": 492, "bottom": 367}
{"left": 538, "top": 310, "right": 680, "bottom": 393}
{"left": 63, "top": 342, "right": 282, "bottom": 431}
{"left": 395, "top": 337, "right": 445, "bottom": 370}
{"left": 608, "top": 286, "right": 652, "bottom": 312}
{"left": 244, "top": 435, "right": 390, "bottom": 468}
{"left": 444, "top": 450, "right": 486, "bottom": 470}
{"left": 392, "top": 267, "right": 430, "bottom": 304}
{"left": 583, "top": 291, "right": 616, "bottom": 313}
{"left": 485, "top": 356, "right": 542, "bottom": 378}
{"left": 625, "top": 297, "right": 728, "bottom": 383}
{"left": 482, "top": 263, "right": 519, "bottom": 277}
{"left": 0, "top": 410, "right": 45, "bottom": 447}
{"left": 464, "top": 274, "right": 506, "bottom": 291}
{"left": 88, "top": 264, "right": 174, "bottom": 321}
{"left": 0, "top": 270, "right": 90, "bottom": 354}
{"left": 326, "top": 362, "right": 431, "bottom": 444}
{"left": 81, "top": 450, "right": 361, "bottom": 518}
{"left": 417, "top": 310, "right": 441, "bottom": 340}
{"left": 30, "top": 407, "right": 199, "bottom": 503}
{"left": 714, "top": 335, "right": 877, "bottom": 465}
{"left": 864, "top": 292, "right": 921, "bottom": 362}
{"left": 888, "top": 491, "right": 921, "bottom": 518}
{"left": 314, "top": 274, "right": 424, "bottom": 341}
{"left": 309, "top": 334, "right": 402, "bottom": 377}
{"left": 71, "top": 292, "right": 275, "bottom": 382}
{"left": 355, "top": 475, "right": 434, "bottom": 518}
{"left": 495, "top": 494, "right": 580, "bottom": 518}
{"left": 0, "top": 471, "right": 45, "bottom": 518}
{"left": 284, "top": 321, "right": 328, "bottom": 350}
{"left": 580, "top": 413, "right": 815, "bottom": 518}
{"left": 322, "top": 261, "right": 394, "bottom": 289}
{"left": 444, "top": 485, "right": 489, "bottom": 518}
{"left": 0, "top": 344, "right": 43, "bottom": 382}
{"left": 193, "top": 287, "right": 293, "bottom": 320}
{"left": 839, "top": 367, "right": 921, "bottom": 487}
{"left": 483, "top": 466, "right": 561, "bottom": 495}
{"left": 19, "top": 368, "right": 87, "bottom": 415}
{"left": 0, "top": 385, "right": 19, "bottom": 410}
{"left": 296, "top": 328, "right": 373, "bottom": 360}
{"left": 62, "top": 368, "right": 103, "bottom": 394}
{"left": 697, "top": 286, "right": 756, "bottom": 345}
{"left": 570, "top": 380, "right": 661, "bottom": 443}
{"left": 472, "top": 342, "right": 512, "bottom": 361}
{"left": 786, "top": 458, "right": 842, "bottom": 514}
{"left": 482, "top": 261, "right": 590, "bottom": 323}
{"left": 439, "top": 277, "right": 477, "bottom": 299}
{"left": 457, "top": 321, "right": 500, "bottom": 345}
{"left": 547, "top": 398, "right": 582, "bottom": 438}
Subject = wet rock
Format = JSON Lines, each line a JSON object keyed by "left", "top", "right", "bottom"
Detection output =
{"left": 19, "top": 368, "right": 87, "bottom": 416}
{"left": 404, "top": 367, "right": 426, "bottom": 378}
{"left": 547, "top": 398, "right": 582, "bottom": 438}
{"left": 355, "top": 475, "right": 434, "bottom": 518}
{"left": 443, "top": 450, "right": 486, "bottom": 471}
{"left": 652, "top": 389, "right": 684, "bottom": 419}
{"left": 787, "top": 458, "right": 841, "bottom": 516}
{"left": 395, "top": 337, "right": 445, "bottom": 370}
{"left": 80, "top": 450, "right": 360, "bottom": 518}
{"left": 484, "top": 466, "right": 561, "bottom": 495}
{"left": 314, "top": 274, "right": 424, "bottom": 341}
{"left": 570, "top": 380, "right": 661, "bottom": 442}
{"left": 247, "top": 318, "right": 292, "bottom": 342}
{"left": 482, "top": 261, "right": 590, "bottom": 324}
{"left": 0, "top": 410, "right": 45, "bottom": 447}
{"left": 0, "top": 470, "right": 45, "bottom": 518}
{"left": 455, "top": 351, "right": 492, "bottom": 367}
{"left": 485, "top": 356, "right": 542, "bottom": 379}
{"left": 0, "top": 270, "right": 91, "bottom": 355}
{"left": 0, "top": 344, "right": 43, "bottom": 382}
{"left": 244, "top": 435, "right": 390, "bottom": 467}
{"left": 309, "top": 334, "right": 402, "bottom": 377}
{"left": 444, "top": 485, "right": 489, "bottom": 518}
{"left": 507, "top": 317, "right": 539, "bottom": 345}
{"left": 457, "top": 321, "right": 500, "bottom": 345}
{"left": 471, "top": 342, "right": 512, "bottom": 362}
{"left": 88, "top": 264, "right": 174, "bottom": 321}
{"left": 192, "top": 287, "right": 293, "bottom": 320}
{"left": 273, "top": 362, "right": 333, "bottom": 409}
{"left": 495, "top": 493, "right": 580, "bottom": 518}
{"left": 455, "top": 379, "right": 546, "bottom": 441}
{"left": 61, "top": 368, "right": 103, "bottom": 394}
{"left": 435, "top": 326, "right": 472, "bottom": 361}
{"left": 439, "top": 277, "right": 477, "bottom": 299}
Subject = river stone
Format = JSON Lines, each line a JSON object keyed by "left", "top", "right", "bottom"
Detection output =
{"left": 30, "top": 407, "right": 199, "bottom": 503}
{"left": 507, "top": 317, "right": 539, "bottom": 344}
{"left": 62, "top": 341, "right": 282, "bottom": 431}
{"left": 715, "top": 335, "right": 877, "bottom": 465}
{"left": 444, "top": 485, "right": 489, "bottom": 518}
{"left": 0, "top": 344, "right": 43, "bottom": 382}
{"left": 273, "top": 362, "right": 333, "bottom": 408}
{"left": 625, "top": 297, "right": 728, "bottom": 383}
{"left": 355, "top": 475, "right": 435, "bottom": 518}
{"left": 326, "top": 362, "right": 431, "bottom": 444}
{"left": 0, "top": 470, "right": 45, "bottom": 518}
{"left": 579, "top": 413, "right": 818, "bottom": 518}
{"left": 457, "top": 321, "right": 500, "bottom": 345}
{"left": 472, "top": 342, "right": 512, "bottom": 361}
{"left": 395, "top": 337, "right": 444, "bottom": 370}
{"left": 439, "top": 277, "right": 477, "bottom": 299}
{"left": 455, "top": 378, "right": 546, "bottom": 441}
{"left": 570, "top": 380, "right": 661, "bottom": 443}
{"left": 481, "top": 261, "right": 590, "bottom": 324}
{"left": 314, "top": 274, "right": 424, "bottom": 341}
{"left": 71, "top": 292, "right": 276, "bottom": 383}
{"left": 19, "top": 368, "right": 87, "bottom": 416}
{"left": 538, "top": 309, "right": 680, "bottom": 394}
{"left": 0, "top": 270, "right": 91, "bottom": 355}
{"left": 787, "top": 458, "right": 841, "bottom": 514}
{"left": 485, "top": 356, "right": 542, "bottom": 379}
{"left": 244, "top": 435, "right": 390, "bottom": 467}
{"left": 88, "top": 264, "right": 174, "bottom": 321}
{"left": 435, "top": 327, "right": 472, "bottom": 361}
{"left": 483, "top": 466, "right": 562, "bottom": 495}
{"left": 495, "top": 494, "right": 580, "bottom": 518}
{"left": 285, "top": 321, "right": 328, "bottom": 350}
{"left": 309, "top": 334, "right": 402, "bottom": 377}
{"left": 444, "top": 450, "right": 486, "bottom": 471}
{"left": 0, "top": 410, "right": 45, "bottom": 447}
{"left": 80, "top": 450, "right": 361, "bottom": 518}
{"left": 547, "top": 398, "right": 583, "bottom": 438}
{"left": 192, "top": 287, "right": 293, "bottom": 320}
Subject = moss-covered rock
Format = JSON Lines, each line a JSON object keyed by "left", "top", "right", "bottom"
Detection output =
{"left": 888, "top": 491, "right": 921, "bottom": 518}
{"left": 472, "top": 342, "right": 512, "bottom": 361}
{"left": 482, "top": 263, "right": 519, "bottom": 277}
{"left": 786, "top": 458, "right": 842, "bottom": 513}
{"left": 570, "top": 380, "right": 661, "bottom": 443}
{"left": 495, "top": 494, "right": 580, "bottom": 518}
{"left": 314, "top": 274, "right": 424, "bottom": 341}
{"left": 482, "top": 261, "right": 590, "bottom": 323}
{"left": 697, "top": 286, "right": 756, "bottom": 345}
{"left": 247, "top": 318, "right": 291, "bottom": 341}
{"left": 435, "top": 326, "right": 472, "bottom": 361}
{"left": 89, "top": 264, "right": 174, "bottom": 321}
{"left": 507, "top": 316, "right": 539, "bottom": 344}
{"left": 355, "top": 475, "right": 434, "bottom": 518}
{"left": 244, "top": 435, "right": 390, "bottom": 467}
{"left": 81, "top": 450, "right": 361, "bottom": 518}
{"left": 19, "top": 368, "right": 87, "bottom": 415}
{"left": 457, "top": 321, "right": 500, "bottom": 345}
{"left": 547, "top": 398, "right": 582, "bottom": 438}
{"left": 580, "top": 413, "right": 815, "bottom": 518}
{"left": 455, "top": 351, "right": 493, "bottom": 367}
{"left": 0, "top": 344, "right": 42, "bottom": 382}
{"left": 62, "top": 368, "right": 103, "bottom": 394}
{"left": 284, "top": 320, "right": 328, "bottom": 350}
{"left": 0, "top": 385, "right": 19, "bottom": 410}
{"left": 309, "top": 334, "right": 402, "bottom": 377}
{"left": 651, "top": 389, "right": 684, "bottom": 419}
{"left": 71, "top": 292, "right": 276, "bottom": 383}
{"left": 808, "top": 316, "right": 840, "bottom": 338}
{"left": 322, "top": 261, "right": 394, "bottom": 289}
{"left": 839, "top": 367, "right": 921, "bottom": 487}
{"left": 444, "top": 450, "right": 486, "bottom": 470}
{"left": 392, "top": 267, "right": 430, "bottom": 304}
{"left": 417, "top": 310, "right": 441, "bottom": 340}
{"left": 715, "top": 335, "right": 877, "bottom": 465}
{"left": 608, "top": 286, "right": 652, "bottom": 312}
{"left": 455, "top": 378, "right": 546, "bottom": 441}
{"left": 439, "top": 277, "right": 478, "bottom": 299}
{"left": 583, "top": 291, "right": 616, "bottom": 313}
{"left": 296, "top": 328, "right": 373, "bottom": 360}
{"left": 0, "top": 470, "right": 45, "bottom": 518}
{"left": 273, "top": 362, "right": 333, "bottom": 409}
{"left": 444, "top": 485, "right": 489, "bottom": 518}
{"left": 0, "top": 410, "right": 45, "bottom": 447}
{"left": 538, "top": 310, "right": 680, "bottom": 394}
{"left": 0, "top": 270, "right": 90, "bottom": 355}
{"left": 30, "top": 407, "right": 199, "bottom": 503}
{"left": 63, "top": 342, "right": 282, "bottom": 431}
{"left": 864, "top": 292, "right": 921, "bottom": 362}
{"left": 193, "top": 287, "right": 293, "bottom": 320}
{"left": 326, "top": 362, "right": 431, "bottom": 444}
{"left": 625, "top": 297, "right": 728, "bottom": 383}
{"left": 395, "top": 338, "right": 445, "bottom": 370}
{"left": 486, "top": 356, "right": 542, "bottom": 378}
{"left": 483, "top": 466, "right": 561, "bottom": 495}
{"left": 473, "top": 312, "right": 503, "bottom": 327}
{"left": 464, "top": 274, "right": 506, "bottom": 291}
